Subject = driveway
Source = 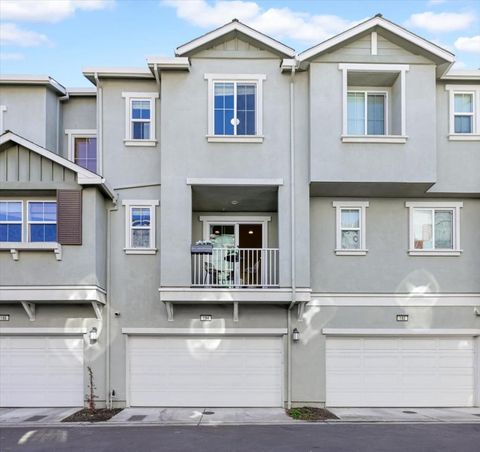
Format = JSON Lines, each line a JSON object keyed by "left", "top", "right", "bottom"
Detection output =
{"left": 1, "top": 424, "right": 480, "bottom": 452}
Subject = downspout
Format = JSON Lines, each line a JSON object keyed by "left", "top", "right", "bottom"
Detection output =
{"left": 94, "top": 73, "right": 103, "bottom": 176}
{"left": 287, "top": 62, "right": 297, "bottom": 410}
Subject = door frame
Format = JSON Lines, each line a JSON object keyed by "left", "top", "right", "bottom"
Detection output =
{"left": 199, "top": 216, "right": 271, "bottom": 248}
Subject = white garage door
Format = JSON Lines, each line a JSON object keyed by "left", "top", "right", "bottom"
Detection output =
{"left": 128, "top": 336, "right": 283, "bottom": 407}
{"left": 0, "top": 336, "right": 84, "bottom": 407}
{"left": 326, "top": 336, "right": 475, "bottom": 407}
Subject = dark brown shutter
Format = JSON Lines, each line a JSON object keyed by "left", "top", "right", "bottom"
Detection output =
{"left": 57, "top": 190, "right": 82, "bottom": 245}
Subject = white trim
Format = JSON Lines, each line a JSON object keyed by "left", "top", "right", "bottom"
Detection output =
{"left": 0, "top": 242, "right": 62, "bottom": 261}
{"left": 206, "top": 136, "right": 263, "bottom": 143}
{"left": 298, "top": 16, "right": 454, "bottom": 63}
{"left": 333, "top": 201, "right": 368, "bottom": 255}
{"left": 371, "top": 31, "right": 377, "bottom": 55}
{"left": 0, "top": 327, "right": 87, "bottom": 335}
{"left": 448, "top": 134, "right": 480, "bottom": 141}
{"left": 205, "top": 74, "right": 265, "bottom": 139}
{"left": 186, "top": 177, "right": 283, "bottom": 186}
{"left": 341, "top": 136, "right": 407, "bottom": 143}
{"left": 0, "top": 199, "right": 23, "bottom": 242}
{"left": 322, "top": 328, "right": 480, "bottom": 336}
{"left": 65, "top": 129, "right": 97, "bottom": 170}
{"left": 122, "top": 199, "right": 159, "bottom": 254}
{"left": 122, "top": 327, "right": 288, "bottom": 336}
{"left": 0, "top": 75, "right": 66, "bottom": 95}
{"left": 406, "top": 202, "right": 462, "bottom": 256}
{"left": 346, "top": 89, "right": 389, "bottom": 136}
{"left": 0, "top": 105, "right": 6, "bottom": 134}
{"left": 308, "top": 293, "right": 480, "bottom": 307}
{"left": 146, "top": 57, "right": 190, "bottom": 71}
{"left": 176, "top": 20, "right": 295, "bottom": 57}
{"left": 339, "top": 63, "right": 410, "bottom": 72}
{"left": 0, "top": 285, "right": 106, "bottom": 303}
{"left": 445, "top": 86, "right": 480, "bottom": 136}
{"left": 27, "top": 200, "right": 56, "bottom": 242}
{"left": 443, "top": 71, "right": 480, "bottom": 81}
{"left": 121, "top": 92, "right": 159, "bottom": 143}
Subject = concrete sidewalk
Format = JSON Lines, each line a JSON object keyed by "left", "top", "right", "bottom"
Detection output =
{"left": 0, "top": 407, "right": 80, "bottom": 425}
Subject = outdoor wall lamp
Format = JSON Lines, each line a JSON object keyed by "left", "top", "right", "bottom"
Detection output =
{"left": 292, "top": 328, "right": 300, "bottom": 342}
{"left": 89, "top": 327, "right": 98, "bottom": 344}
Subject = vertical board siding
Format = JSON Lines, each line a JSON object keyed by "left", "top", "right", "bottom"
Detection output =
{"left": 57, "top": 189, "right": 82, "bottom": 245}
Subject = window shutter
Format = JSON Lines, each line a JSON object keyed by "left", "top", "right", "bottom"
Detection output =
{"left": 57, "top": 190, "right": 82, "bottom": 245}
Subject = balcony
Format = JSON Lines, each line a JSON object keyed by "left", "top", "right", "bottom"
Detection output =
{"left": 192, "top": 247, "right": 279, "bottom": 288}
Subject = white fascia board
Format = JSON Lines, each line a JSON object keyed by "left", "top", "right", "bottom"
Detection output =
{"left": 66, "top": 87, "right": 97, "bottom": 96}
{"left": 322, "top": 328, "right": 480, "bottom": 336}
{"left": 175, "top": 20, "right": 295, "bottom": 58}
{"left": 0, "top": 75, "right": 67, "bottom": 95}
{"left": 442, "top": 70, "right": 480, "bottom": 81}
{"left": 147, "top": 57, "right": 190, "bottom": 71}
{"left": 82, "top": 67, "right": 154, "bottom": 84}
{"left": 122, "top": 328, "right": 288, "bottom": 336}
{"left": 298, "top": 16, "right": 454, "bottom": 63}
{"left": 186, "top": 177, "right": 284, "bottom": 186}
{"left": 338, "top": 63, "right": 410, "bottom": 72}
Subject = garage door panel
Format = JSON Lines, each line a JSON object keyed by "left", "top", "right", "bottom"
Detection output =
{"left": 129, "top": 336, "right": 283, "bottom": 407}
{"left": 326, "top": 336, "right": 475, "bottom": 407}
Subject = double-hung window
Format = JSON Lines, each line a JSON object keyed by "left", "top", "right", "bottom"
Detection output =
{"left": 347, "top": 91, "right": 387, "bottom": 135}
{"left": 66, "top": 130, "right": 97, "bottom": 173}
{"left": 0, "top": 201, "right": 23, "bottom": 242}
{"left": 28, "top": 201, "right": 57, "bottom": 242}
{"left": 446, "top": 86, "right": 480, "bottom": 140}
{"left": 333, "top": 201, "right": 369, "bottom": 255}
{"left": 406, "top": 202, "right": 462, "bottom": 256}
{"left": 122, "top": 92, "right": 158, "bottom": 146}
{"left": 122, "top": 200, "right": 159, "bottom": 254}
{"left": 205, "top": 74, "right": 265, "bottom": 142}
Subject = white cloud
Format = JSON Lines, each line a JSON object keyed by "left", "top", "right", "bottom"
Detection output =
{"left": 0, "top": 23, "right": 51, "bottom": 47}
{"left": 163, "top": 0, "right": 360, "bottom": 44}
{"left": 0, "top": 0, "right": 115, "bottom": 23}
{"left": 0, "top": 51, "right": 24, "bottom": 61}
{"left": 455, "top": 35, "right": 480, "bottom": 54}
{"left": 407, "top": 11, "right": 476, "bottom": 33}
{"left": 427, "top": 0, "right": 447, "bottom": 6}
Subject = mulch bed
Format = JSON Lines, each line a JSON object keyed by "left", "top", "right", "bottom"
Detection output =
{"left": 62, "top": 408, "right": 123, "bottom": 423}
{"left": 287, "top": 407, "right": 338, "bottom": 421}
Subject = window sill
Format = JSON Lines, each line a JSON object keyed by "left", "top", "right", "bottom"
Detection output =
{"left": 335, "top": 249, "right": 368, "bottom": 256}
{"left": 124, "top": 139, "right": 157, "bottom": 147}
{"left": 448, "top": 134, "right": 480, "bottom": 141}
{"left": 124, "top": 248, "right": 157, "bottom": 255}
{"left": 0, "top": 242, "right": 62, "bottom": 261}
{"left": 206, "top": 135, "right": 264, "bottom": 143}
{"left": 341, "top": 135, "right": 408, "bottom": 144}
{"left": 408, "top": 249, "right": 462, "bottom": 257}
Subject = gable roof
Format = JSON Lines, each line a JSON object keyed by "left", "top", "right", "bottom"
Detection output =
{"left": 298, "top": 15, "right": 455, "bottom": 67}
{"left": 0, "top": 131, "right": 115, "bottom": 199}
{"left": 175, "top": 19, "right": 295, "bottom": 58}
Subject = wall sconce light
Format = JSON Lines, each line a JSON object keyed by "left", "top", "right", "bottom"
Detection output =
{"left": 89, "top": 327, "right": 98, "bottom": 344}
{"left": 292, "top": 328, "right": 300, "bottom": 342}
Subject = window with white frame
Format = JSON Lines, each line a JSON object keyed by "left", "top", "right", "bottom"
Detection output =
{"left": 0, "top": 201, "right": 23, "bottom": 242}
{"left": 65, "top": 129, "right": 97, "bottom": 173}
{"left": 446, "top": 86, "right": 479, "bottom": 140}
{"left": 122, "top": 200, "right": 158, "bottom": 254}
{"left": 28, "top": 201, "right": 57, "bottom": 242}
{"left": 205, "top": 74, "right": 265, "bottom": 142}
{"left": 406, "top": 202, "right": 462, "bottom": 255}
{"left": 333, "top": 201, "right": 369, "bottom": 255}
{"left": 347, "top": 91, "right": 387, "bottom": 135}
{"left": 122, "top": 92, "right": 158, "bottom": 145}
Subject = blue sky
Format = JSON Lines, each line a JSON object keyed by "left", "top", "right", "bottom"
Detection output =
{"left": 1, "top": 0, "right": 479, "bottom": 87}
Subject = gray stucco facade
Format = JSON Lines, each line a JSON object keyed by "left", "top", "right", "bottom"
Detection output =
{"left": 0, "top": 16, "right": 479, "bottom": 409}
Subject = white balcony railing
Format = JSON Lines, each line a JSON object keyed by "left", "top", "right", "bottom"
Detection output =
{"left": 192, "top": 248, "right": 279, "bottom": 288}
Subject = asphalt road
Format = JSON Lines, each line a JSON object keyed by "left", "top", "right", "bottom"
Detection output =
{"left": 1, "top": 424, "right": 479, "bottom": 452}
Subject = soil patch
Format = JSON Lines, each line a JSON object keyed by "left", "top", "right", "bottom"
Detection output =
{"left": 287, "top": 407, "right": 338, "bottom": 421}
{"left": 62, "top": 408, "right": 123, "bottom": 423}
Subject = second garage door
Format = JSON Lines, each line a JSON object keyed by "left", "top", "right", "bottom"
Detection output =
{"left": 128, "top": 336, "right": 283, "bottom": 407}
{"left": 326, "top": 336, "right": 475, "bottom": 407}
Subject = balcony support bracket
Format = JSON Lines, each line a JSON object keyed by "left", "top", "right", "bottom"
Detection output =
{"left": 21, "top": 301, "right": 36, "bottom": 321}
{"left": 165, "top": 302, "right": 174, "bottom": 322}
{"left": 233, "top": 301, "right": 239, "bottom": 322}
{"left": 297, "top": 301, "right": 306, "bottom": 321}
{"left": 91, "top": 301, "right": 103, "bottom": 320}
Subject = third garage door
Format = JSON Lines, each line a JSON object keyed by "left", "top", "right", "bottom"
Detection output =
{"left": 128, "top": 336, "right": 283, "bottom": 407}
{"left": 326, "top": 336, "right": 475, "bottom": 407}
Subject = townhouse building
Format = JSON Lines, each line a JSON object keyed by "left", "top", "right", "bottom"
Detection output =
{"left": 0, "top": 15, "right": 479, "bottom": 409}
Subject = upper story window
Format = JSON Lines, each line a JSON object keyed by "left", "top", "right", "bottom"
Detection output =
{"left": 340, "top": 63, "right": 409, "bottom": 144}
{"left": 28, "top": 201, "right": 57, "bottom": 242}
{"left": 405, "top": 202, "right": 462, "bottom": 256}
{"left": 333, "top": 201, "right": 369, "bottom": 256}
{"left": 446, "top": 86, "right": 479, "bottom": 141}
{"left": 205, "top": 74, "right": 265, "bottom": 143}
{"left": 121, "top": 92, "right": 159, "bottom": 147}
{"left": 66, "top": 129, "right": 97, "bottom": 173}
{"left": 0, "top": 201, "right": 22, "bottom": 242}
{"left": 347, "top": 91, "right": 387, "bottom": 135}
{"left": 122, "top": 199, "right": 159, "bottom": 254}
